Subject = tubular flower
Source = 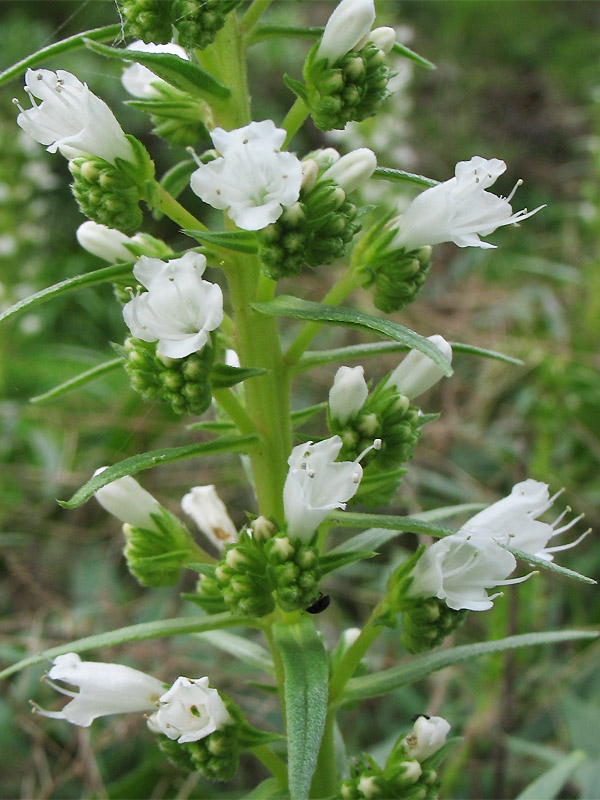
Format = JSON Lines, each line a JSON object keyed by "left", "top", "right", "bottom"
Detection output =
{"left": 460, "top": 479, "right": 588, "bottom": 562}
{"left": 122, "top": 251, "right": 223, "bottom": 359}
{"left": 93, "top": 468, "right": 163, "bottom": 530}
{"left": 190, "top": 120, "right": 303, "bottom": 230}
{"left": 121, "top": 41, "right": 189, "bottom": 99}
{"left": 181, "top": 485, "right": 238, "bottom": 550}
{"left": 150, "top": 676, "right": 231, "bottom": 743}
{"left": 33, "top": 653, "right": 165, "bottom": 726}
{"left": 16, "top": 69, "right": 134, "bottom": 164}
{"left": 283, "top": 435, "right": 380, "bottom": 542}
{"left": 393, "top": 156, "right": 544, "bottom": 251}
{"left": 328, "top": 365, "right": 369, "bottom": 425}
{"left": 387, "top": 335, "right": 453, "bottom": 400}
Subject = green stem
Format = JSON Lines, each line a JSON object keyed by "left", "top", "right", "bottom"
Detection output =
{"left": 328, "top": 600, "right": 385, "bottom": 704}
{"left": 153, "top": 186, "right": 208, "bottom": 232}
{"left": 310, "top": 713, "right": 337, "bottom": 798}
{"left": 240, "top": 0, "right": 275, "bottom": 36}
{"left": 281, "top": 96, "right": 309, "bottom": 147}
{"left": 284, "top": 266, "right": 360, "bottom": 365}
{"left": 212, "top": 387, "right": 258, "bottom": 435}
{"left": 250, "top": 745, "right": 288, "bottom": 787}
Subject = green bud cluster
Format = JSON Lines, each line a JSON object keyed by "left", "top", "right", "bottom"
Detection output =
{"left": 120, "top": 337, "right": 214, "bottom": 416}
{"left": 330, "top": 382, "right": 422, "bottom": 506}
{"left": 339, "top": 753, "right": 438, "bottom": 800}
{"left": 172, "top": 0, "right": 244, "bottom": 50}
{"left": 69, "top": 157, "right": 142, "bottom": 233}
{"left": 158, "top": 724, "right": 239, "bottom": 782}
{"left": 257, "top": 176, "right": 360, "bottom": 280}
{"left": 357, "top": 217, "right": 432, "bottom": 313}
{"left": 400, "top": 597, "right": 467, "bottom": 654}
{"left": 214, "top": 527, "right": 322, "bottom": 616}
{"left": 116, "top": 0, "right": 172, "bottom": 43}
{"left": 303, "top": 41, "right": 392, "bottom": 131}
{"left": 122, "top": 509, "right": 199, "bottom": 588}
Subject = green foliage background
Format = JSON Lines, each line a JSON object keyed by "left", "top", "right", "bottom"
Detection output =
{"left": 0, "top": 1, "right": 599, "bottom": 798}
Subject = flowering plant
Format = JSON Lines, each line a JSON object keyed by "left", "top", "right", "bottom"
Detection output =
{"left": 0, "top": 1, "right": 595, "bottom": 798}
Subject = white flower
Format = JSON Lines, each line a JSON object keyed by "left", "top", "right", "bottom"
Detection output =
{"left": 461, "top": 479, "right": 587, "bottom": 562}
{"left": 15, "top": 69, "right": 134, "bottom": 164}
{"left": 189, "top": 120, "right": 303, "bottom": 231}
{"left": 387, "top": 335, "right": 453, "bottom": 399}
{"left": 407, "top": 531, "right": 522, "bottom": 611}
{"left": 34, "top": 653, "right": 164, "bottom": 727}
{"left": 322, "top": 148, "right": 377, "bottom": 194}
{"left": 393, "top": 156, "right": 544, "bottom": 251}
{"left": 283, "top": 435, "right": 380, "bottom": 542}
{"left": 401, "top": 715, "right": 451, "bottom": 762}
{"left": 150, "top": 676, "right": 230, "bottom": 743}
{"left": 76, "top": 221, "right": 137, "bottom": 263}
{"left": 329, "top": 365, "right": 369, "bottom": 424}
{"left": 121, "top": 41, "right": 189, "bottom": 99}
{"left": 369, "top": 27, "right": 396, "bottom": 54}
{"left": 316, "top": 0, "right": 376, "bottom": 64}
{"left": 122, "top": 251, "right": 223, "bottom": 359}
{"left": 93, "top": 468, "right": 162, "bottom": 530}
{"left": 181, "top": 485, "right": 237, "bottom": 550}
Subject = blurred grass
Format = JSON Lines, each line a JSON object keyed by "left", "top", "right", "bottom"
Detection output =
{"left": 1, "top": 1, "right": 599, "bottom": 798}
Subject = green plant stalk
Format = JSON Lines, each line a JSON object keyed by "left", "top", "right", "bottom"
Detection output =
{"left": 250, "top": 745, "right": 289, "bottom": 787}
{"left": 153, "top": 186, "right": 208, "bottom": 231}
{"left": 282, "top": 96, "right": 309, "bottom": 147}
{"left": 310, "top": 713, "right": 337, "bottom": 798}
{"left": 284, "top": 266, "right": 360, "bottom": 366}
{"left": 240, "top": 0, "right": 275, "bottom": 36}
{"left": 212, "top": 387, "right": 258, "bottom": 436}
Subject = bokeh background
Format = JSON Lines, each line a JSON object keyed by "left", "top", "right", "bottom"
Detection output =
{"left": 1, "top": 1, "right": 599, "bottom": 798}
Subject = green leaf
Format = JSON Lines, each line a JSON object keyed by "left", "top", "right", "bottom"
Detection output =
{"left": 283, "top": 73, "right": 309, "bottom": 104}
{"left": 327, "top": 511, "right": 456, "bottom": 538}
{"left": 391, "top": 42, "right": 436, "bottom": 70}
{"left": 297, "top": 341, "right": 410, "bottom": 372}
{"left": 412, "top": 503, "right": 487, "bottom": 521}
{"left": 160, "top": 159, "right": 197, "bottom": 199}
{"left": 0, "top": 262, "right": 133, "bottom": 324}
{"left": 273, "top": 620, "right": 328, "bottom": 800}
{"left": 210, "top": 363, "right": 268, "bottom": 388}
{"left": 248, "top": 23, "right": 324, "bottom": 45}
{"left": 246, "top": 778, "right": 286, "bottom": 799}
{"left": 327, "top": 528, "right": 401, "bottom": 555}
{"left": 502, "top": 544, "right": 596, "bottom": 585}
{"left": 193, "top": 630, "right": 274, "bottom": 674}
{"left": 340, "top": 631, "right": 598, "bottom": 705}
{"left": 254, "top": 296, "right": 453, "bottom": 376}
{"left": 187, "top": 419, "right": 236, "bottom": 433}
{"left": 291, "top": 402, "right": 327, "bottom": 427}
{"left": 184, "top": 228, "right": 258, "bottom": 253}
{"left": 0, "top": 25, "right": 121, "bottom": 87}
{"left": 372, "top": 167, "right": 438, "bottom": 189}
{"left": 0, "top": 613, "right": 254, "bottom": 681}
{"left": 85, "top": 40, "right": 231, "bottom": 99}
{"left": 451, "top": 341, "right": 524, "bottom": 366}
{"left": 515, "top": 751, "right": 586, "bottom": 800}
{"left": 320, "top": 550, "right": 377, "bottom": 575}
{"left": 29, "top": 358, "right": 122, "bottom": 404}
{"left": 59, "top": 434, "right": 259, "bottom": 508}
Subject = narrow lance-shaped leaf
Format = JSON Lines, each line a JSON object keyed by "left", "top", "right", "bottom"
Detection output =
{"left": 391, "top": 42, "right": 436, "bottom": 70}
{"left": 253, "top": 296, "right": 453, "bottom": 376}
{"left": 210, "top": 364, "right": 268, "bottom": 389}
{"left": 515, "top": 751, "right": 587, "bottom": 800}
{"left": 184, "top": 229, "right": 259, "bottom": 254}
{"left": 273, "top": 620, "right": 328, "bottom": 800}
{"left": 84, "top": 39, "right": 232, "bottom": 99}
{"left": 500, "top": 544, "right": 596, "bottom": 586}
{"left": 0, "top": 613, "right": 255, "bottom": 681}
{"left": 30, "top": 358, "right": 122, "bottom": 404}
{"left": 373, "top": 166, "right": 438, "bottom": 189}
{"left": 60, "top": 434, "right": 259, "bottom": 508}
{"left": 192, "top": 630, "right": 274, "bottom": 675}
{"left": 0, "top": 25, "right": 121, "bottom": 87}
{"left": 339, "top": 631, "right": 598, "bottom": 706}
{"left": 0, "top": 262, "right": 133, "bottom": 324}
{"left": 451, "top": 341, "right": 523, "bottom": 366}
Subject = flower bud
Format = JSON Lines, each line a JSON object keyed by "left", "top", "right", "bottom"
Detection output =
{"left": 93, "top": 469, "right": 162, "bottom": 530}
{"left": 172, "top": 0, "right": 244, "bottom": 50}
{"left": 329, "top": 365, "right": 369, "bottom": 425}
{"left": 181, "top": 485, "right": 237, "bottom": 551}
{"left": 76, "top": 221, "right": 135, "bottom": 263}
{"left": 387, "top": 336, "right": 453, "bottom": 400}
{"left": 400, "top": 716, "right": 451, "bottom": 762}
{"left": 69, "top": 156, "right": 142, "bottom": 233}
{"left": 316, "top": 0, "right": 376, "bottom": 65}
{"left": 369, "top": 26, "right": 396, "bottom": 54}
{"left": 322, "top": 148, "right": 377, "bottom": 195}
{"left": 115, "top": 0, "right": 173, "bottom": 43}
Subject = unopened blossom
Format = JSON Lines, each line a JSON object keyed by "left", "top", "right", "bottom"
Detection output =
{"left": 369, "top": 26, "right": 396, "bottom": 54}
{"left": 122, "top": 251, "right": 223, "bottom": 358}
{"left": 283, "top": 435, "right": 380, "bottom": 541}
{"left": 407, "top": 531, "right": 521, "bottom": 611}
{"left": 190, "top": 120, "right": 303, "bottom": 230}
{"left": 181, "top": 485, "right": 237, "bottom": 550}
{"left": 93, "top": 468, "right": 162, "bottom": 530}
{"left": 316, "top": 0, "right": 376, "bottom": 64}
{"left": 329, "top": 365, "right": 369, "bottom": 425}
{"left": 34, "top": 653, "right": 164, "bottom": 727}
{"left": 150, "top": 676, "right": 230, "bottom": 743}
{"left": 121, "top": 41, "right": 189, "bottom": 99}
{"left": 76, "top": 221, "right": 137, "bottom": 262}
{"left": 322, "top": 148, "right": 377, "bottom": 194}
{"left": 393, "top": 156, "right": 544, "bottom": 251}
{"left": 401, "top": 715, "right": 451, "bottom": 762}
{"left": 16, "top": 69, "right": 133, "bottom": 164}
{"left": 461, "top": 479, "right": 587, "bottom": 562}
{"left": 387, "top": 335, "right": 453, "bottom": 399}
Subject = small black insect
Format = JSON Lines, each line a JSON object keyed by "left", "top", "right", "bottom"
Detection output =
{"left": 305, "top": 593, "right": 331, "bottom": 614}
{"left": 411, "top": 713, "right": 431, "bottom": 722}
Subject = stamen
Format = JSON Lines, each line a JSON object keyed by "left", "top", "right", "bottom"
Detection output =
{"left": 41, "top": 676, "right": 77, "bottom": 697}
{"left": 535, "top": 487, "right": 565, "bottom": 516}
{"left": 354, "top": 438, "right": 382, "bottom": 464}
{"left": 553, "top": 513, "right": 584, "bottom": 536}
{"left": 186, "top": 146, "right": 203, "bottom": 167}
{"left": 496, "top": 570, "right": 537, "bottom": 586}
{"left": 544, "top": 529, "right": 591, "bottom": 553}
{"left": 506, "top": 178, "right": 523, "bottom": 203}
{"left": 549, "top": 506, "right": 570, "bottom": 528}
